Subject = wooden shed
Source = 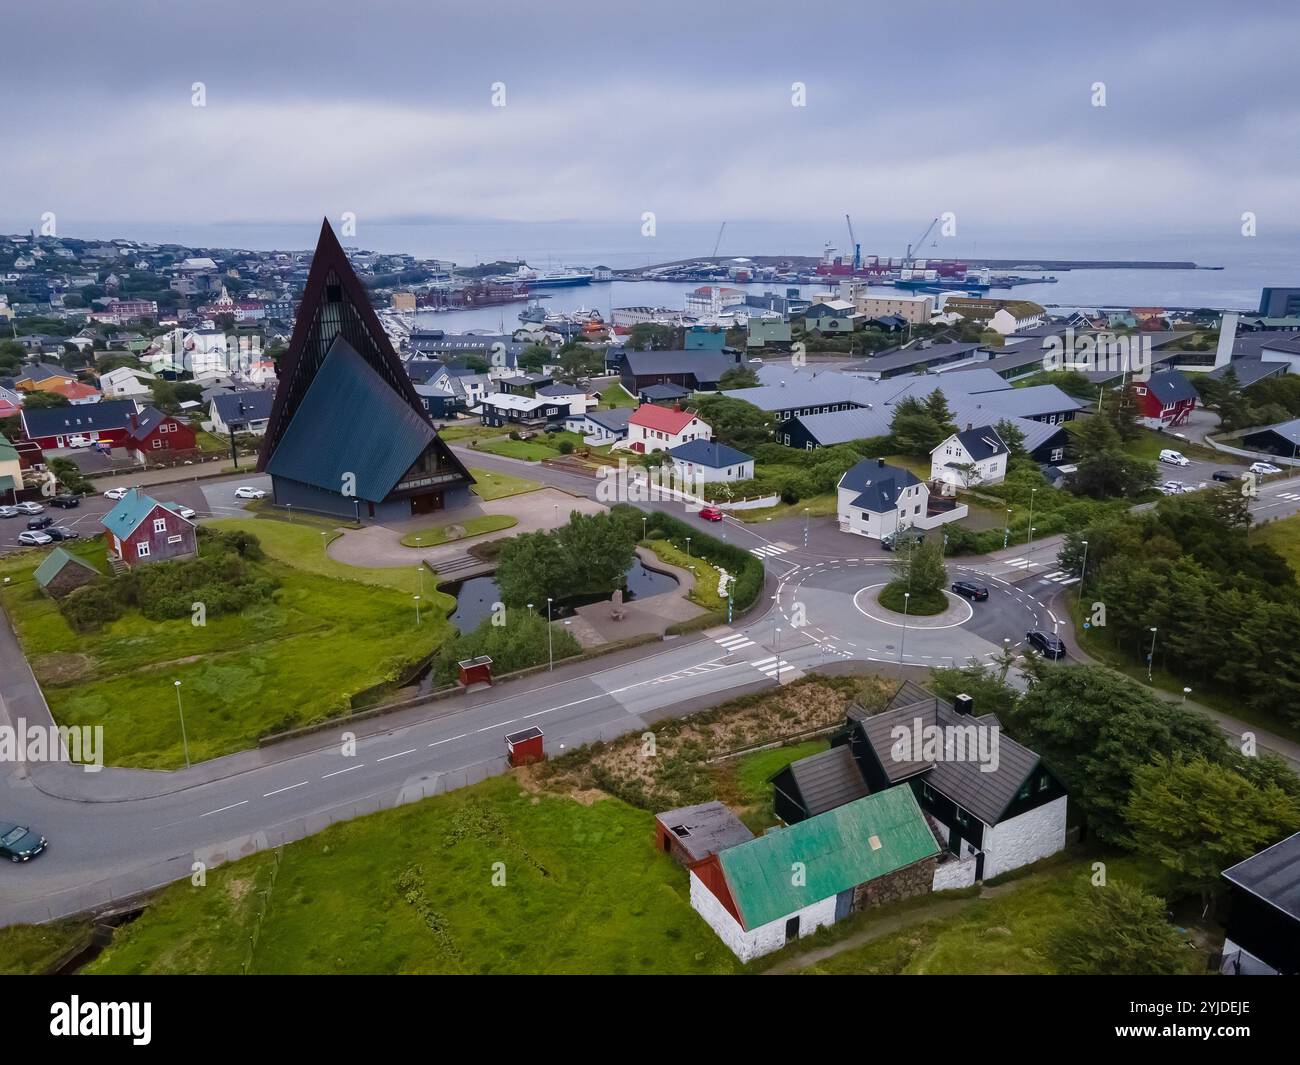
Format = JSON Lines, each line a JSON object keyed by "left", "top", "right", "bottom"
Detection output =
{"left": 32, "top": 547, "right": 101, "bottom": 599}
{"left": 457, "top": 655, "right": 493, "bottom": 687}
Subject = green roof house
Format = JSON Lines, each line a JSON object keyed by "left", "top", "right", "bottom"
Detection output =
{"left": 688, "top": 787, "right": 939, "bottom": 962}
{"left": 33, "top": 547, "right": 101, "bottom": 599}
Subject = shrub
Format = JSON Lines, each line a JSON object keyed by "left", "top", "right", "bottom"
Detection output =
{"left": 508, "top": 430, "right": 522, "bottom": 441}
{"left": 557, "top": 439, "right": 574, "bottom": 455}
{"left": 58, "top": 582, "right": 124, "bottom": 633}
{"left": 434, "top": 611, "right": 581, "bottom": 684}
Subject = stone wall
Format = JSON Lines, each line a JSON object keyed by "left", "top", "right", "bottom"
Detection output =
{"left": 852, "top": 856, "right": 936, "bottom": 910}
{"left": 982, "top": 795, "right": 1067, "bottom": 879}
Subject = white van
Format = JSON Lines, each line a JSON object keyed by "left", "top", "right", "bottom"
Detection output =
{"left": 1159, "top": 449, "right": 1189, "bottom": 466}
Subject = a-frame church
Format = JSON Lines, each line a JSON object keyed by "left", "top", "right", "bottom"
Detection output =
{"left": 256, "top": 219, "right": 474, "bottom": 521}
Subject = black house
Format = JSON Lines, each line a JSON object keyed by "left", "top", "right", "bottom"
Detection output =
{"left": 617, "top": 348, "right": 740, "bottom": 394}
{"left": 1220, "top": 831, "right": 1300, "bottom": 975}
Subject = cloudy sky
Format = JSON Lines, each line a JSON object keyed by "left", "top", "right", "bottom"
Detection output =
{"left": 3, "top": 0, "right": 1298, "bottom": 243}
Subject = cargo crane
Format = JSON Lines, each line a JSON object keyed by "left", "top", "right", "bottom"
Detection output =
{"left": 710, "top": 221, "right": 726, "bottom": 261}
{"left": 845, "top": 214, "right": 861, "bottom": 270}
{"left": 904, "top": 217, "right": 940, "bottom": 267}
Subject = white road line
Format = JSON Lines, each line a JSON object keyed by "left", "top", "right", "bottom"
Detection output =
{"left": 321, "top": 764, "right": 365, "bottom": 779}
{"left": 377, "top": 748, "right": 417, "bottom": 761}
{"left": 200, "top": 800, "right": 248, "bottom": 818}
{"left": 263, "top": 780, "right": 308, "bottom": 797}
{"left": 428, "top": 734, "right": 468, "bottom": 747}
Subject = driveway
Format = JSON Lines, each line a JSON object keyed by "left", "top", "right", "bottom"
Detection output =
{"left": 326, "top": 487, "right": 606, "bottom": 571}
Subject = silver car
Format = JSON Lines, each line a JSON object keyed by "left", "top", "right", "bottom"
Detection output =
{"left": 17, "top": 531, "right": 53, "bottom": 546}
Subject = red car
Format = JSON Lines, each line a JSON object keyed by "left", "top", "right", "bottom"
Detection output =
{"left": 699, "top": 506, "right": 724, "bottom": 522}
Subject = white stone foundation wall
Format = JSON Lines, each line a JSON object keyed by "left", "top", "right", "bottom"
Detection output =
{"left": 982, "top": 795, "right": 1067, "bottom": 880}
{"left": 932, "top": 854, "right": 978, "bottom": 892}
{"left": 689, "top": 871, "right": 838, "bottom": 963}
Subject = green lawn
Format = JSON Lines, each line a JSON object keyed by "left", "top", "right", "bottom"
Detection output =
{"left": 0, "top": 527, "right": 456, "bottom": 768}
{"left": 468, "top": 466, "right": 541, "bottom": 501}
{"left": 713, "top": 739, "right": 829, "bottom": 833}
{"left": 437, "top": 423, "right": 508, "bottom": 443}
{"left": 797, "top": 852, "right": 1200, "bottom": 975}
{"left": 84, "top": 775, "right": 740, "bottom": 975}
{"left": 1063, "top": 421, "right": 1223, "bottom": 465}
{"left": 643, "top": 538, "right": 724, "bottom": 611}
{"left": 1250, "top": 514, "right": 1300, "bottom": 574}
{"left": 0, "top": 920, "right": 94, "bottom": 975}
{"left": 734, "top": 491, "right": 839, "bottom": 524}
{"left": 472, "top": 431, "right": 585, "bottom": 462}
{"left": 596, "top": 383, "right": 637, "bottom": 409}
{"left": 400, "top": 514, "right": 518, "bottom": 548}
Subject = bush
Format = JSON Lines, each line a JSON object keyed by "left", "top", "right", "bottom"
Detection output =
{"left": 508, "top": 430, "right": 522, "bottom": 441}
{"left": 434, "top": 611, "right": 581, "bottom": 684}
{"left": 557, "top": 439, "right": 574, "bottom": 455}
{"left": 58, "top": 582, "right": 124, "bottom": 633}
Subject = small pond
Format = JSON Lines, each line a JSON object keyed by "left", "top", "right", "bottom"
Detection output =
{"left": 442, "top": 560, "right": 679, "bottom": 632}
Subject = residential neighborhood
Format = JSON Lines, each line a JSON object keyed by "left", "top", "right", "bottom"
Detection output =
{"left": 0, "top": 3, "right": 1297, "bottom": 1035}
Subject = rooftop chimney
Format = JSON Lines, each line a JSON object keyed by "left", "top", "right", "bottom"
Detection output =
{"left": 954, "top": 693, "right": 974, "bottom": 716}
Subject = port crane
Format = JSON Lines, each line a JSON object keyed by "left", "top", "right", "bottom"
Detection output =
{"left": 904, "top": 217, "right": 940, "bottom": 265}
{"left": 710, "top": 222, "right": 726, "bottom": 261}
{"left": 844, "top": 214, "right": 861, "bottom": 270}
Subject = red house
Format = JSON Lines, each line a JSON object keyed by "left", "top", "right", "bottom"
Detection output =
{"left": 1132, "top": 369, "right": 1198, "bottom": 430}
{"left": 100, "top": 489, "right": 198, "bottom": 568}
{"left": 19, "top": 398, "right": 139, "bottom": 450}
{"left": 124, "top": 406, "right": 197, "bottom": 459}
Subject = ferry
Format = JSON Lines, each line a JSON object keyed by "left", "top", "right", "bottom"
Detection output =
{"left": 492, "top": 265, "right": 593, "bottom": 288}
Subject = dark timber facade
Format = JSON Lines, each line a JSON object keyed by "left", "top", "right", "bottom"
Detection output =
{"left": 257, "top": 219, "right": 472, "bottom": 520}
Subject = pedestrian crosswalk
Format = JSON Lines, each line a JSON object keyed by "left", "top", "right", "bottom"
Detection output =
{"left": 749, "top": 544, "right": 788, "bottom": 559}
{"left": 999, "top": 557, "right": 1042, "bottom": 570}
{"left": 715, "top": 632, "right": 756, "bottom": 653}
{"left": 1279, "top": 492, "right": 1300, "bottom": 502}
{"left": 751, "top": 655, "right": 792, "bottom": 678}
{"left": 1038, "top": 570, "right": 1080, "bottom": 586}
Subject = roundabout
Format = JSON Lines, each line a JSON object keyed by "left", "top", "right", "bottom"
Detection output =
{"left": 772, "top": 557, "right": 1060, "bottom": 668}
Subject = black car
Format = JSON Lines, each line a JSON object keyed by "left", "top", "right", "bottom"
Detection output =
{"left": 26, "top": 515, "right": 54, "bottom": 530}
{"left": 47, "top": 526, "right": 81, "bottom": 542}
{"left": 1026, "top": 630, "right": 1067, "bottom": 660}
{"left": 951, "top": 580, "right": 989, "bottom": 601}
{"left": 0, "top": 822, "right": 47, "bottom": 862}
{"left": 50, "top": 494, "right": 81, "bottom": 509}
{"left": 1211, "top": 470, "right": 1241, "bottom": 483}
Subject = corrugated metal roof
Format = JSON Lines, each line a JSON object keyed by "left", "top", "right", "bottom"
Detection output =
{"left": 33, "top": 546, "right": 97, "bottom": 588}
{"left": 100, "top": 488, "right": 186, "bottom": 540}
{"left": 655, "top": 801, "right": 755, "bottom": 864}
{"left": 267, "top": 336, "right": 436, "bottom": 502}
{"left": 718, "top": 788, "right": 938, "bottom": 930}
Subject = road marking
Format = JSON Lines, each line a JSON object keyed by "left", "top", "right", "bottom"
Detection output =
{"left": 321, "top": 764, "right": 365, "bottom": 779}
{"left": 428, "top": 734, "right": 468, "bottom": 747}
{"left": 377, "top": 748, "right": 417, "bottom": 761}
{"left": 200, "top": 800, "right": 248, "bottom": 818}
{"left": 749, "top": 544, "right": 788, "bottom": 558}
{"left": 263, "top": 780, "right": 308, "bottom": 797}
{"left": 715, "top": 633, "right": 755, "bottom": 651}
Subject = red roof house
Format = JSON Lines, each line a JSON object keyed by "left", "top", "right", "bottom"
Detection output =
{"left": 626, "top": 404, "right": 713, "bottom": 454}
{"left": 100, "top": 489, "right": 197, "bottom": 568}
{"left": 1131, "top": 369, "right": 1198, "bottom": 429}
{"left": 124, "top": 406, "right": 198, "bottom": 459}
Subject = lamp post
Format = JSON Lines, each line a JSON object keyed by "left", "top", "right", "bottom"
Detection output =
{"left": 1078, "top": 539, "right": 1089, "bottom": 601}
{"left": 1026, "top": 488, "right": 1037, "bottom": 546}
{"left": 417, "top": 565, "right": 424, "bottom": 599}
{"left": 774, "top": 624, "right": 782, "bottom": 686}
{"left": 547, "top": 597, "right": 554, "bottom": 671}
{"left": 1148, "top": 626, "right": 1158, "bottom": 682}
{"left": 353, "top": 498, "right": 360, "bottom": 525}
{"left": 1182, "top": 686, "right": 1192, "bottom": 704}
{"left": 899, "top": 592, "right": 911, "bottom": 663}
{"left": 685, "top": 536, "right": 691, "bottom": 560}
{"left": 527, "top": 602, "right": 534, "bottom": 618}
{"left": 641, "top": 515, "right": 647, "bottom": 542}
{"left": 803, "top": 507, "right": 809, "bottom": 548}
{"left": 174, "top": 680, "right": 190, "bottom": 770}
{"left": 320, "top": 531, "right": 327, "bottom": 555}
{"left": 1003, "top": 507, "right": 1011, "bottom": 550}
{"left": 414, "top": 594, "right": 421, "bottom": 626}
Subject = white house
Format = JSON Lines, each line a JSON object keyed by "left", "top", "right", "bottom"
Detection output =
{"left": 565, "top": 407, "right": 632, "bottom": 445}
{"left": 625, "top": 405, "right": 712, "bottom": 455}
{"left": 99, "top": 366, "right": 156, "bottom": 399}
{"left": 838, "top": 458, "right": 928, "bottom": 540}
{"left": 668, "top": 439, "right": 754, "bottom": 484}
{"left": 535, "top": 382, "right": 594, "bottom": 415}
{"left": 930, "top": 427, "right": 1009, "bottom": 490}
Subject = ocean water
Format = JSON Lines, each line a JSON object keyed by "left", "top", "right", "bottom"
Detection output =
{"left": 34, "top": 218, "right": 1300, "bottom": 323}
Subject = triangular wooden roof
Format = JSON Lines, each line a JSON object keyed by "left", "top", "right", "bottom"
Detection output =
{"left": 256, "top": 219, "right": 470, "bottom": 490}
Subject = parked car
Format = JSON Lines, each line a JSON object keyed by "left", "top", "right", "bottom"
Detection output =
{"left": 950, "top": 580, "right": 989, "bottom": 601}
{"left": 0, "top": 822, "right": 47, "bottom": 862}
{"left": 26, "top": 515, "right": 53, "bottom": 530}
{"left": 50, "top": 494, "right": 81, "bottom": 508}
{"left": 103, "top": 487, "right": 129, "bottom": 500}
{"left": 1026, "top": 630, "right": 1067, "bottom": 660}
{"left": 47, "top": 526, "right": 81, "bottom": 542}
{"left": 17, "top": 531, "right": 52, "bottom": 546}
{"left": 881, "top": 530, "right": 924, "bottom": 551}
{"left": 1158, "top": 449, "right": 1190, "bottom": 467}
{"left": 173, "top": 505, "right": 197, "bottom": 519}
{"left": 1159, "top": 481, "right": 1195, "bottom": 495}
{"left": 543, "top": 424, "right": 562, "bottom": 434}
{"left": 66, "top": 435, "right": 93, "bottom": 448}
{"left": 234, "top": 486, "right": 266, "bottom": 499}
{"left": 0, "top": 506, "right": 17, "bottom": 519}
{"left": 1250, "top": 461, "right": 1283, "bottom": 476}
{"left": 699, "top": 506, "right": 724, "bottom": 522}
{"left": 1211, "top": 470, "right": 1242, "bottom": 483}
{"left": 13, "top": 501, "right": 44, "bottom": 515}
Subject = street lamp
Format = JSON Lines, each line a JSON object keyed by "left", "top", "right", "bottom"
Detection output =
{"left": 899, "top": 592, "right": 911, "bottom": 663}
{"left": 320, "top": 531, "right": 327, "bottom": 555}
{"left": 803, "top": 507, "right": 809, "bottom": 548}
{"left": 1078, "top": 539, "right": 1089, "bottom": 601}
{"left": 527, "top": 602, "right": 534, "bottom": 618}
{"left": 641, "top": 515, "right": 647, "bottom": 542}
{"left": 414, "top": 594, "right": 421, "bottom": 626}
{"left": 417, "top": 565, "right": 424, "bottom": 598}
{"left": 685, "top": 536, "right": 691, "bottom": 560}
{"left": 174, "top": 680, "right": 190, "bottom": 770}
{"left": 547, "top": 597, "right": 554, "bottom": 670}
{"left": 1148, "top": 626, "right": 1158, "bottom": 682}
{"left": 1003, "top": 507, "right": 1012, "bottom": 551}
{"left": 286, "top": 503, "right": 293, "bottom": 523}
{"left": 1182, "top": 686, "right": 1192, "bottom": 704}
{"left": 774, "top": 624, "right": 782, "bottom": 686}
{"left": 1026, "top": 488, "right": 1037, "bottom": 546}
{"left": 353, "top": 498, "right": 360, "bottom": 525}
